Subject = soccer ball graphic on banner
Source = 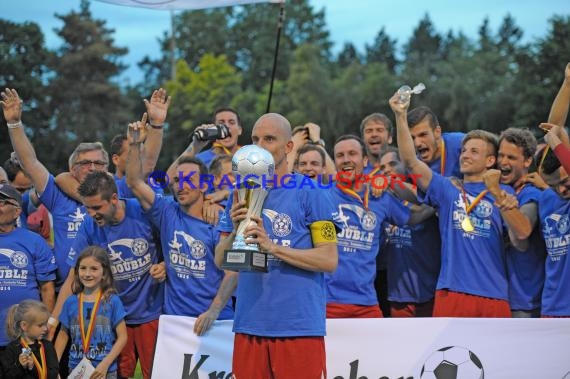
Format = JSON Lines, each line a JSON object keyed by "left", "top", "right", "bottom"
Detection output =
{"left": 420, "top": 346, "right": 484, "bottom": 379}
{"left": 232, "top": 145, "right": 275, "bottom": 184}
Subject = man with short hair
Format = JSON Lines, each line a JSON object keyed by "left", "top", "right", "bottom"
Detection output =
{"left": 295, "top": 143, "right": 327, "bottom": 181}
{"left": 126, "top": 120, "right": 236, "bottom": 336}
{"left": 390, "top": 90, "right": 528, "bottom": 317}
{"left": 215, "top": 113, "right": 339, "bottom": 379}
{"left": 495, "top": 128, "right": 545, "bottom": 317}
{"left": 2, "top": 88, "right": 109, "bottom": 286}
{"left": 360, "top": 112, "right": 393, "bottom": 171}
{"left": 407, "top": 106, "right": 464, "bottom": 178}
{"left": 379, "top": 148, "right": 441, "bottom": 317}
{"left": 195, "top": 107, "right": 243, "bottom": 167}
{"left": 327, "top": 135, "right": 414, "bottom": 318}
{"left": 61, "top": 171, "right": 164, "bottom": 379}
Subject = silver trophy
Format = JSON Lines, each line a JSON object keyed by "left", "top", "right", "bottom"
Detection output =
{"left": 397, "top": 82, "right": 426, "bottom": 105}
{"left": 222, "top": 145, "right": 274, "bottom": 272}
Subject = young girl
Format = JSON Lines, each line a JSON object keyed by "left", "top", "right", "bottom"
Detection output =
{"left": 0, "top": 299, "right": 59, "bottom": 379}
{"left": 55, "top": 246, "right": 127, "bottom": 379}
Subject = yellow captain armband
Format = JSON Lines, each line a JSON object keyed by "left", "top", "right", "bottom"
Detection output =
{"left": 310, "top": 220, "right": 338, "bottom": 244}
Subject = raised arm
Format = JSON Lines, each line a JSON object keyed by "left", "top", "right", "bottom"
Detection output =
{"left": 388, "top": 91, "right": 433, "bottom": 191}
{"left": 1, "top": 88, "right": 49, "bottom": 192}
{"left": 483, "top": 169, "right": 533, "bottom": 250}
{"left": 166, "top": 126, "right": 209, "bottom": 181}
{"left": 126, "top": 114, "right": 156, "bottom": 211}
{"left": 548, "top": 63, "right": 570, "bottom": 126}
{"left": 141, "top": 88, "right": 171, "bottom": 176}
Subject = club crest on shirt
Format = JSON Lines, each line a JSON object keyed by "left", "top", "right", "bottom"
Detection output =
{"left": 131, "top": 238, "right": 149, "bottom": 257}
{"left": 263, "top": 209, "right": 292, "bottom": 237}
{"left": 473, "top": 199, "right": 493, "bottom": 218}
{"left": 333, "top": 204, "right": 377, "bottom": 232}
{"left": 9, "top": 250, "right": 28, "bottom": 268}
{"left": 168, "top": 230, "right": 207, "bottom": 259}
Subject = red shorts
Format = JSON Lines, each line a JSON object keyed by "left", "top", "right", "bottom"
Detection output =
{"left": 232, "top": 333, "right": 326, "bottom": 379}
{"left": 433, "top": 290, "right": 511, "bottom": 317}
{"left": 118, "top": 319, "right": 159, "bottom": 379}
{"left": 326, "top": 303, "right": 383, "bottom": 318}
{"left": 390, "top": 300, "right": 434, "bottom": 317}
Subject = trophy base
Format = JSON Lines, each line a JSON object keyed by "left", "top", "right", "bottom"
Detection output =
{"left": 222, "top": 249, "right": 268, "bottom": 273}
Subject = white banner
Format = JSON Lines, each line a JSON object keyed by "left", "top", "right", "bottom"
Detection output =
{"left": 94, "top": 0, "right": 281, "bottom": 11}
{"left": 152, "top": 315, "right": 570, "bottom": 378}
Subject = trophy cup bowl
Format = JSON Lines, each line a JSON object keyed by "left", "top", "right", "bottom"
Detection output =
{"left": 222, "top": 145, "right": 275, "bottom": 272}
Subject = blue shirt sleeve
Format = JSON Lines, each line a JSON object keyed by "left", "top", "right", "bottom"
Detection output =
{"left": 33, "top": 235, "right": 57, "bottom": 282}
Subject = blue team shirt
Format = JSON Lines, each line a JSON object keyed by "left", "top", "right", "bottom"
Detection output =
{"left": 428, "top": 133, "right": 464, "bottom": 178}
{"left": 67, "top": 199, "right": 163, "bottom": 324}
{"left": 196, "top": 149, "right": 217, "bottom": 168}
{"left": 384, "top": 214, "right": 441, "bottom": 303}
{"left": 146, "top": 195, "right": 233, "bottom": 318}
{"left": 60, "top": 294, "right": 126, "bottom": 372}
{"left": 40, "top": 175, "right": 86, "bottom": 286}
{"left": 421, "top": 174, "right": 511, "bottom": 300}
{"left": 539, "top": 189, "right": 570, "bottom": 316}
{"left": 218, "top": 173, "right": 337, "bottom": 337}
{"left": 507, "top": 185, "right": 546, "bottom": 311}
{"left": 0, "top": 228, "right": 56, "bottom": 345}
{"left": 114, "top": 175, "right": 164, "bottom": 199}
{"left": 326, "top": 187, "right": 410, "bottom": 305}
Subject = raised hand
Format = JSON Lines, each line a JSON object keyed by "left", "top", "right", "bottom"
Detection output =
{"left": 482, "top": 169, "right": 502, "bottom": 197}
{"left": 0, "top": 88, "right": 23, "bottom": 123}
{"left": 305, "top": 122, "right": 321, "bottom": 143}
{"left": 143, "top": 88, "right": 171, "bottom": 127}
{"left": 388, "top": 90, "right": 409, "bottom": 116}
{"left": 127, "top": 113, "right": 148, "bottom": 145}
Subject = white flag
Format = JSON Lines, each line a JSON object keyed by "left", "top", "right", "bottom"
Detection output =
{"left": 94, "top": 0, "right": 282, "bottom": 11}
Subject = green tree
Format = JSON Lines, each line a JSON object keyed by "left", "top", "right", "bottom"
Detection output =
{"left": 337, "top": 42, "right": 361, "bottom": 69}
{"left": 365, "top": 27, "right": 398, "bottom": 73}
{"left": 48, "top": 0, "right": 130, "bottom": 163}
{"left": 0, "top": 20, "right": 53, "bottom": 166}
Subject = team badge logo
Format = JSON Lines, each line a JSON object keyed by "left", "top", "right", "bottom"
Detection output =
{"left": 190, "top": 240, "right": 207, "bottom": 259}
{"left": 10, "top": 251, "right": 28, "bottom": 268}
{"left": 263, "top": 210, "right": 292, "bottom": 237}
{"left": 131, "top": 238, "right": 149, "bottom": 257}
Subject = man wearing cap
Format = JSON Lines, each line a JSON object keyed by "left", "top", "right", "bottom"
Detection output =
{"left": 0, "top": 183, "right": 57, "bottom": 348}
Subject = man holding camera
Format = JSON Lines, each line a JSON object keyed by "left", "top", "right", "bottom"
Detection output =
{"left": 195, "top": 107, "right": 243, "bottom": 167}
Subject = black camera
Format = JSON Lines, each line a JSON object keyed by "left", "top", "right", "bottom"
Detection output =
{"left": 193, "top": 124, "right": 231, "bottom": 142}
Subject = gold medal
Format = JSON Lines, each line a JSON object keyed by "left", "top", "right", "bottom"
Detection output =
{"left": 461, "top": 217, "right": 474, "bottom": 232}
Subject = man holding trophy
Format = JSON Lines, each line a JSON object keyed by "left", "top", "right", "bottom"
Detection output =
{"left": 215, "top": 113, "right": 339, "bottom": 379}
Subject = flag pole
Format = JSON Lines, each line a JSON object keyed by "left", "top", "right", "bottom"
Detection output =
{"left": 265, "top": 1, "right": 285, "bottom": 113}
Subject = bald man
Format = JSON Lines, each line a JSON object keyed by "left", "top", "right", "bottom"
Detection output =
{"left": 215, "top": 113, "right": 339, "bottom": 379}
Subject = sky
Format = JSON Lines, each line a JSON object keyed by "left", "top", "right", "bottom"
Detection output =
{"left": 2, "top": 0, "right": 568, "bottom": 84}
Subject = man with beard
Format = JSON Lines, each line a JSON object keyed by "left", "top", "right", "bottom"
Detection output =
{"left": 493, "top": 128, "right": 545, "bottom": 317}
{"left": 360, "top": 113, "right": 393, "bottom": 172}
{"left": 390, "top": 90, "right": 527, "bottom": 317}
{"left": 126, "top": 119, "right": 236, "bottom": 334}
{"left": 407, "top": 106, "right": 464, "bottom": 178}
{"left": 58, "top": 171, "right": 165, "bottom": 379}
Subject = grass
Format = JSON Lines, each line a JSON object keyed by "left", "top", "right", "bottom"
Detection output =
{"left": 133, "top": 362, "right": 143, "bottom": 379}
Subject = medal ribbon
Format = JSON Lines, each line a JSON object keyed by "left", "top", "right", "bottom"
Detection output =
{"left": 212, "top": 142, "right": 232, "bottom": 156}
{"left": 336, "top": 167, "right": 380, "bottom": 211}
{"left": 79, "top": 290, "right": 103, "bottom": 355}
{"left": 460, "top": 187, "right": 489, "bottom": 215}
{"left": 20, "top": 338, "right": 47, "bottom": 379}
{"left": 440, "top": 139, "right": 446, "bottom": 175}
